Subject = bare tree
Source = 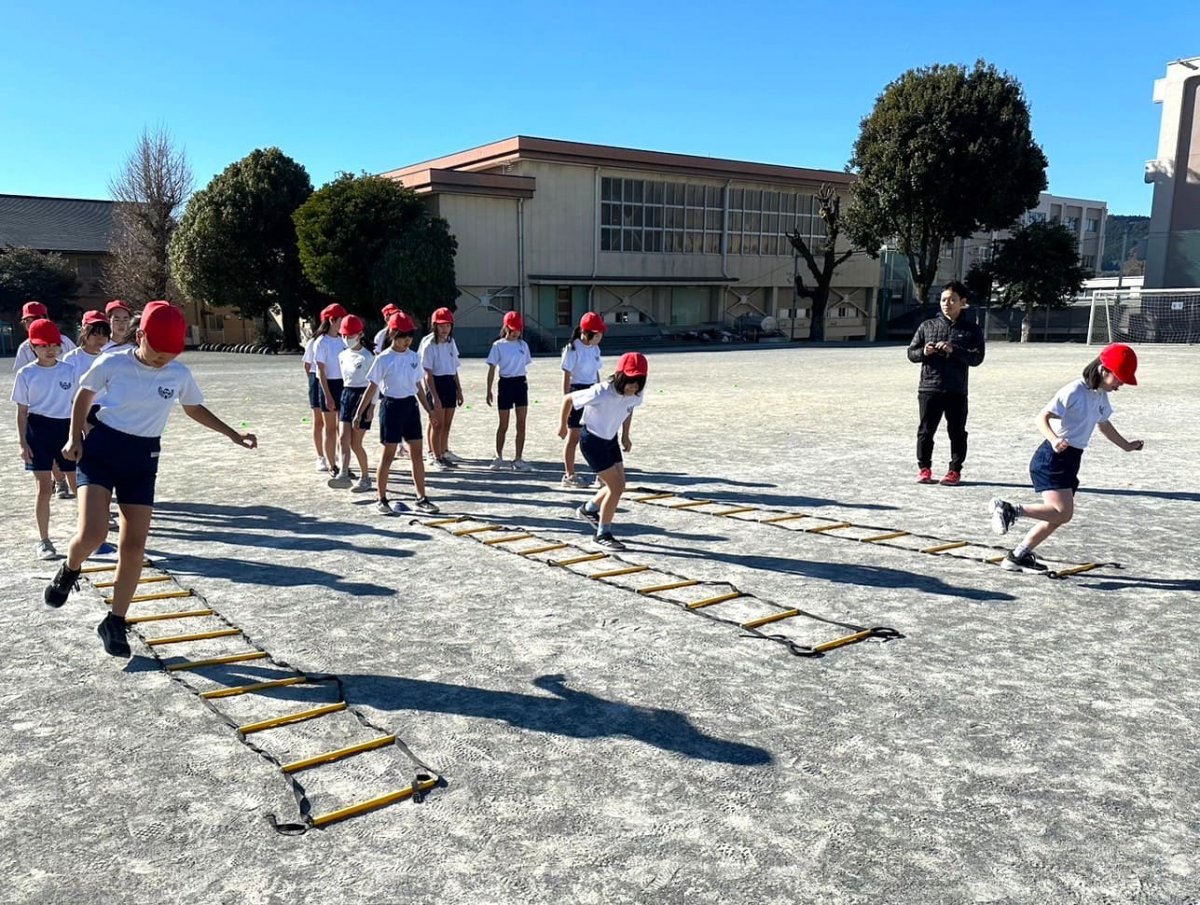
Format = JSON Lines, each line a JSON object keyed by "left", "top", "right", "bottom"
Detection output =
{"left": 786, "top": 184, "right": 858, "bottom": 342}
{"left": 106, "top": 126, "right": 193, "bottom": 304}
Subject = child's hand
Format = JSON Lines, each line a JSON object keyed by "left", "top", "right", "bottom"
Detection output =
{"left": 1127, "top": 439, "right": 1145, "bottom": 451}
{"left": 19, "top": 444, "right": 32, "bottom": 464}
{"left": 1052, "top": 439, "right": 1070, "bottom": 453}
{"left": 233, "top": 432, "right": 258, "bottom": 449}
{"left": 557, "top": 424, "right": 568, "bottom": 439}
{"left": 61, "top": 441, "right": 83, "bottom": 462}
{"left": 456, "top": 390, "right": 464, "bottom": 406}
{"left": 486, "top": 389, "right": 494, "bottom": 407}
{"left": 622, "top": 436, "right": 632, "bottom": 453}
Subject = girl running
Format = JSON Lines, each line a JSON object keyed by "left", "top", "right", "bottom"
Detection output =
{"left": 42, "top": 302, "right": 257, "bottom": 658}
{"left": 355, "top": 311, "right": 439, "bottom": 515}
{"left": 12, "top": 301, "right": 77, "bottom": 371}
{"left": 302, "top": 325, "right": 326, "bottom": 472}
{"left": 311, "top": 303, "right": 347, "bottom": 476}
{"left": 12, "top": 319, "right": 78, "bottom": 559}
{"left": 101, "top": 299, "right": 136, "bottom": 352}
{"left": 557, "top": 352, "right": 648, "bottom": 551}
{"left": 330, "top": 314, "right": 374, "bottom": 490}
{"left": 990, "top": 343, "right": 1143, "bottom": 573}
{"left": 485, "top": 311, "right": 533, "bottom": 471}
{"left": 560, "top": 311, "right": 606, "bottom": 487}
{"left": 419, "top": 307, "right": 464, "bottom": 471}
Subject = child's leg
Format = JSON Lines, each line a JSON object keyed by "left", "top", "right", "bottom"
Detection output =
{"left": 311, "top": 407, "right": 324, "bottom": 457}
{"left": 338, "top": 421, "right": 352, "bottom": 472}
{"left": 1014, "top": 490, "right": 1074, "bottom": 552}
{"left": 563, "top": 428, "right": 581, "bottom": 476}
{"left": 108, "top": 503, "right": 153, "bottom": 619}
{"left": 377, "top": 443, "right": 397, "bottom": 499}
{"left": 408, "top": 440, "right": 427, "bottom": 498}
{"left": 495, "top": 410, "right": 510, "bottom": 457}
{"left": 351, "top": 427, "right": 369, "bottom": 475}
{"left": 32, "top": 472, "right": 53, "bottom": 540}
{"left": 321, "top": 410, "right": 338, "bottom": 468}
{"left": 514, "top": 406, "right": 528, "bottom": 460}
{"left": 441, "top": 408, "right": 457, "bottom": 459}
{"left": 66, "top": 485, "right": 114, "bottom": 569}
{"left": 596, "top": 463, "right": 626, "bottom": 529}
{"left": 428, "top": 408, "right": 445, "bottom": 459}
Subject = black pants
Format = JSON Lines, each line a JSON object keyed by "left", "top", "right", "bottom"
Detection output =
{"left": 917, "top": 391, "right": 968, "bottom": 471}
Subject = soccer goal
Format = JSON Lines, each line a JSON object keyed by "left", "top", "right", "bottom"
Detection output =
{"left": 1087, "top": 288, "right": 1200, "bottom": 344}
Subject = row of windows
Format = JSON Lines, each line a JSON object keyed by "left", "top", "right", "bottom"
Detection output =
{"left": 1028, "top": 211, "right": 1101, "bottom": 233}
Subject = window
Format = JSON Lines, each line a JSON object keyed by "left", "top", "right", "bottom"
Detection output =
{"left": 1086, "top": 217, "right": 1099, "bottom": 233}
{"left": 204, "top": 314, "right": 224, "bottom": 332}
{"left": 555, "top": 287, "right": 572, "bottom": 327}
{"left": 1028, "top": 211, "right": 1047, "bottom": 224}
{"left": 1065, "top": 216, "right": 1079, "bottom": 231}
{"left": 1081, "top": 255, "right": 1096, "bottom": 269}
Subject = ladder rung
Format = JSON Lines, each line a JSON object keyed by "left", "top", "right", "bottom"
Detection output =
{"left": 310, "top": 777, "right": 440, "bottom": 828}
{"left": 166, "top": 651, "right": 269, "bottom": 672}
{"left": 712, "top": 506, "right": 758, "bottom": 517}
{"left": 125, "top": 609, "right": 214, "bottom": 625}
{"left": 922, "top": 541, "right": 970, "bottom": 554}
{"left": 638, "top": 579, "right": 700, "bottom": 595}
{"left": 551, "top": 552, "right": 609, "bottom": 567}
{"left": 93, "top": 574, "right": 173, "bottom": 589}
{"left": 631, "top": 492, "right": 675, "bottom": 502}
{"left": 668, "top": 499, "right": 713, "bottom": 509}
{"left": 759, "top": 514, "right": 809, "bottom": 524}
{"left": 452, "top": 524, "right": 505, "bottom": 536}
{"left": 1050, "top": 562, "right": 1102, "bottom": 577}
{"left": 482, "top": 533, "right": 535, "bottom": 546}
{"left": 813, "top": 629, "right": 875, "bottom": 654}
{"left": 861, "top": 531, "right": 910, "bottom": 543}
{"left": 239, "top": 702, "right": 348, "bottom": 735}
{"left": 686, "top": 591, "right": 744, "bottom": 610}
{"left": 80, "top": 559, "right": 152, "bottom": 573}
{"left": 590, "top": 564, "right": 651, "bottom": 580}
{"left": 520, "top": 543, "right": 570, "bottom": 556}
{"left": 201, "top": 676, "right": 309, "bottom": 700}
{"left": 146, "top": 628, "right": 242, "bottom": 646}
{"left": 425, "top": 516, "right": 466, "bottom": 526}
{"left": 105, "top": 589, "right": 192, "bottom": 604}
{"left": 742, "top": 608, "right": 801, "bottom": 630}
{"left": 806, "top": 522, "right": 855, "bottom": 534}
{"left": 282, "top": 735, "right": 396, "bottom": 774}
{"left": 985, "top": 555, "right": 1007, "bottom": 564}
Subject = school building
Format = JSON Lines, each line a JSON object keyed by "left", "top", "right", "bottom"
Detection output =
{"left": 382, "top": 137, "right": 881, "bottom": 354}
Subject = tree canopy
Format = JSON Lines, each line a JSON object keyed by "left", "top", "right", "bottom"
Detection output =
{"left": 846, "top": 60, "right": 1048, "bottom": 305}
{"left": 0, "top": 246, "right": 79, "bottom": 320}
{"left": 989, "top": 220, "right": 1088, "bottom": 341}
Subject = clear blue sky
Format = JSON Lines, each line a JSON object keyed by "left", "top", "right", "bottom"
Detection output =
{"left": 2, "top": 0, "right": 1194, "bottom": 216}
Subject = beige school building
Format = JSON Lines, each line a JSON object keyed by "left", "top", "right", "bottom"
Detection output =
{"left": 383, "top": 137, "right": 880, "bottom": 353}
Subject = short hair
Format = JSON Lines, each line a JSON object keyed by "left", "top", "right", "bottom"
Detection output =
{"left": 1081, "top": 358, "right": 1105, "bottom": 389}
{"left": 612, "top": 371, "right": 646, "bottom": 395}
{"left": 942, "top": 280, "right": 968, "bottom": 301}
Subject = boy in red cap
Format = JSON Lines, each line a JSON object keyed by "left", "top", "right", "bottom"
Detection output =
{"left": 485, "top": 311, "right": 533, "bottom": 470}
{"left": 12, "top": 300, "right": 77, "bottom": 371}
{"left": 11, "top": 319, "right": 78, "bottom": 558}
{"left": 43, "top": 301, "right": 257, "bottom": 658}
{"left": 557, "top": 351, "right": 648, "bottom": 550}
{"left": 560, "top": 311, "right": 607, "bottom": 487}
{"left": 989, "top": 343, "right": 1143, "bottom": 573}
{"left": 418, "top": 306, "right": 464, "bottom": 470}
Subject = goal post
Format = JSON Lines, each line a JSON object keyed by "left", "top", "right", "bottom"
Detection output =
{"left": 1087, "top": 288, "right": 1200, "bottom": 345}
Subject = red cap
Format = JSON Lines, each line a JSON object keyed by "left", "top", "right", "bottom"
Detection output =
{"left": 580, "top": 311, "right": 606, "bottom": 333}
{"left": 321, "top": 302, "right": 347, "bottom": 321}
{"left": 105, "top": 299, "right": 132, "bottom": 315}
{"left": 431, "top": 307, "right": 455, "bottom": 325}
{"left": 82, "top": 310, "right": 109, "bottom": 326}
{"left": 388, "top": 311, "right": 416, "bottom": 333}
{"left": 381, "top": 303, "right": 399, "bottom": 319}
{"left": 22, "top": 301, "right": 48, "bottom": 319}
{"left": 140, "top": 301, "right": 186, "bottom": 354}
{"left": 339, "top": 314, "right": 365, "bottom": 336}
{"left": 1099, "top": 343, "right": 1138, "bottom": 386}
{"left": 27, "top": 318, "right": 62, "bottom": 346}
{"left": 616, "top": 352, "right": 648, "bottom": 377}
{"left": 503, "top": 311, "right": 524, "bottom": 333}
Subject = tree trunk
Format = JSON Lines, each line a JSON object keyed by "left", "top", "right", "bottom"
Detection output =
{"left": 809, "top": 287, "right": 830, "bottom": 342}
{"left": 279, "top": 298, "right": 301, "bottom": 350}
{"left": 1021, "top": 302, "right": 1033, "bottom": 342}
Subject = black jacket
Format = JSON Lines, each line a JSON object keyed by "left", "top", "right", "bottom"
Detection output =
{"left": 906, "top": 313, "right": 986, "bottom": 394}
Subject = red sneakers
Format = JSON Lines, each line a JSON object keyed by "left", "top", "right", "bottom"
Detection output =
{"left": 917, "top": 468, "right": 934, "bottom": 484}
{"left": 940, "top": 470, "right": 962, "bottom": 486}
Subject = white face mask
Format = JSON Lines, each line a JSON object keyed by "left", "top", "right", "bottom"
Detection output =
{"left": 342, "top": 336, "right": 353, "bottom": 349}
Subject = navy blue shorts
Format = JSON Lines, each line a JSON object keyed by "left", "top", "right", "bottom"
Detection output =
{"left": 566, "top": 383, "right": 589, "bottom": 429}
{"left": 307, "top": 372, "right": 320, "bottom": 409}
{"left": 379, "top": 396, "right": 423, "bottom": 445}
{"left": 1029, "top": 440, "right": 1082, "bottom": 494}
{"left": 497, "top": 375, "right": 528, "bottom": 411}
{"left": 426, "top": 374, "right": 459, "bottom": 410}
{"left": 580, "top": 428, "right": 622, "bottom": 473}
{"left": 77, "top": 421, "right": 160, "bottom": 506}
{"left": 314, "top": 378, "right": 343, "bottom": 412}
{"left": 339, "top": 386, "right": 373, "bottom": 430}
{"left": 25, "top": 413, "right": 76, "bottom": 473}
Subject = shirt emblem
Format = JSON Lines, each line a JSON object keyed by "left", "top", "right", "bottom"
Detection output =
{"left": 59, "top": 381, "right": 72, "bottom": 390}
{"left": 158, "top": 387, "right": 175, "bottom": 400}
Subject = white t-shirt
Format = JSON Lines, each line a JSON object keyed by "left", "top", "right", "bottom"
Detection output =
{"left": 100, "top": 339, "right": 136, "bottom": 354}
{"left": 1044, "top": 378, "right": 1114, "bottom": 449}
{"left": 12, "top": 334, "right": 77, "bottom": 371}
{"left": 374, "top": 327, "right": 390, "bottom": 355}
{"left": 570, "top": 381, "right": 644, "bottom": 441}
{"left": 486, "top": 338, "right": 532, "bottom": 378}
{"left": 80, "top": 352, "right": 204, "bottom": 438}
{"left": 302, "top": 338, "right": 315, "bottom": 369}
{"left": 61, "top": 347, "right": 104, "bottom": 383}
{"left": 418, "top": 335, "right": 460, "bottom": 377}
{"left": 311, "top": 334, "right": 343, "bottom": 380}
{"left": 561, "top": 339, "right": 602, "bottom": 385}
{"left": 11, "top": 360, "right": 77, "bottom": 419}
{"left": 339, "top": 345, "right": 374, "bottom": 390}
{"left": 365, "top": 348, "right": 422, "bottom": 399}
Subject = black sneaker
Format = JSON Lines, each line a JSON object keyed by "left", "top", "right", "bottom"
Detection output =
{"left": 593, "top": 532, "right": 626, "bottom": 551}
{"left": 437, "top": 457, "right": 458, "bottom": 469}
{"left": 44, "top": 562, "right": 82, "bottom": 608}
{"left": 1001, "top": 550, "right": 1048, "bottom": 574}
{"left": 989, "top": 497, "right": 1018, "bottom": 535}
{"left": 415, "top": 497, "right": 440, "bottom": 514}
{"left": 576, "top": 504, "right": 600, "bottom": 525}
{"left": 97, "top": 614, "right": 131, "bottom": 658}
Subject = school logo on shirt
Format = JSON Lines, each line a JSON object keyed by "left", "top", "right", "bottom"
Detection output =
{"left": 158, "top": 386, "right": 175, "bottom": 399}
{"left": 59, "top": 380, "right": 72, "bottom": 391}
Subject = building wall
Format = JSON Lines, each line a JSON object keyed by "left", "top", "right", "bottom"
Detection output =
{"left": 1146, "top": 57, "right": 1200, "bottom": 288}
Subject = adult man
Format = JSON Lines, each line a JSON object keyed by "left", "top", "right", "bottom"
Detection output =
{"left": 906, "top": 280, "right": 986, "bottom": 486}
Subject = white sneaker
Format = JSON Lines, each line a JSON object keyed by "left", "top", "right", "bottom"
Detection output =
{"left": 512, "top": 458, "right": 533, "bottom": 472}
{"left": 565, "top": 473, "right": 591, "bottom": 487}
{"left": 327, "top": 469, "right": 353, "bottom": 489}
{"left": 376, "top": 500, "right": 396, "bottom": 516}
{"left": 353, "top": 475, "right": 373, "bottom": 493}
{"left": 490, "top": 457, "right": 509, "bottom": 471}
{"left": 36, "top": 539, "right": 57, "bottom": 560}
{"left": 56, "top": 481, "right": 73, "bottom": 499}
{"left": 430, "top": 458, "right": 448, "bottom": 472}
{"left": 443, "top": 450, "right": 464, "bottom": 464}
{"left": 315, "top": 456, "right": 328, "bottom": 473}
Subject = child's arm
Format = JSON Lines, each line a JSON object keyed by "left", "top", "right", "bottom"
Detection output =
{"left": 354, "top": 382, "right": 379, "bottom": 424}
{"left": 557, "top": 396, "right": 574, "bottom": 438}
{"left": 1036, "top": 411, "right": 1068, "bottom": 452}
{"left": 315, "top": 360, "right": 336, "bottom": 413}
{"left": 182, "top": 404, "right": 258, "bottom": 448}
{"left": 1097, "top": 420, "right": 1144, "bottom": 452}
{"left": 16, "top": 404, "right": 32, "bottom": 463}
{"left": 423, "top": 368, "right": 441, "bottom": 409}
{"left": 621, "top": 413, "right": 634, "bottom": 452}
{"left": 62, "top": 388, "right": 97, "bottom": 461}
{"left": 453, "top": 373, "right": 464, "bottom": 406}
{"left": 562, "top": 368, "right": 572, "bottom": 394}
{"left": 486, "top": 364, "right": 496, "bottom": 407}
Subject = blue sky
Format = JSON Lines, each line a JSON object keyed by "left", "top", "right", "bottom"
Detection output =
{"left": 2, "top": 0, "right": 1194, "bottom": 215}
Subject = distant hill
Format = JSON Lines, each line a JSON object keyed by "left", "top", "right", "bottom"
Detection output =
{"left": 1102, "top": 215, "right": 1149, "bottom": 273}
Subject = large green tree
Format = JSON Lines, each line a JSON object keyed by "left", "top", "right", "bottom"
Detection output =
{"left": 846, "top": 60, "right": 1048, "bottom": 305}
{"left": 293, "top": 173, "right": 458, "bottom": 324}
{"left": 989, "top": 221, "right": 1088, "bottom": 342}
{"left": 0, "top": 246, "right": 79, "bottom": 319}
{"left": 170, "top": 147, "right": 317, "bottom": 349}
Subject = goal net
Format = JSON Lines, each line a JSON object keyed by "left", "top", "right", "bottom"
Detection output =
{"left": 1088, "top": 288, "right": 1200, "bottom": 344}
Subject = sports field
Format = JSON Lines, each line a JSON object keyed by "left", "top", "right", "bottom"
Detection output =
{"left": 2, "top": 341, "right": 1199, "bottom": 905}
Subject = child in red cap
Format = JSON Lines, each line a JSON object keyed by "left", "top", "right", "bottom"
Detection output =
{"left": 989, "top": 343, "right": 1144, "bottom": 572}
{"left": 43, "top": 301, "right": 257, "bottom": 658}
{"left": 560, "top": 311, "right": 607, "bottom": 487}
{"left": 311, "top": 303, "right": 347, "bottom": 476}
{"left": 329, "top": 314, "right": 375, "bottom": 490}
{"left": 62, "top": 310, "right": 112, "bottom": 379}
{"left": 101, "top": 299, "right": 136, "bottom": 353}
{"left": 485, "top": 311, "right": 533, "bottom": 470}
{"left": 557, "top": 352, "right": 648, "bottom": 550}
{"left": 418, "top": 306, "right": 464, "bottom": 470}
{"left": 12, "top": 300, "right": 77, "bottom": 371}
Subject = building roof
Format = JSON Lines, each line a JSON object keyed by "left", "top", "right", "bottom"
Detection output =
{"left": 396, "top": 168, "right": 536, "bottom": 199}
{"left": 0, "top": 194, "right": 115, "bottom": 253}
{"left": 382, "top": 136, "right": 853, "bottom": 188}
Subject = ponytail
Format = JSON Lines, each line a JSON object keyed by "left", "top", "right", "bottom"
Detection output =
{"left": 563, "top": 326, "right": 583, "bottom": 354}
{"left": 314, "top": 318, "right": 333, "bottom": 338}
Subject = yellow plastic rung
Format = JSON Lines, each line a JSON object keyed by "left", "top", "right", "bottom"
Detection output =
{"left": 105, "top": 589, "right": 192, "bottom": 604}
{"left": 201, "top": 676, "right": 308, "bottom": 700}
{"left": 425, "top": 516, "right": 466, "bottom": 526}
{"left": 759, "top": 514, "right": 810, "bottom": 524}
{"left": 310, "top": 777, "right": 440, "bottom": 828}
{"left": 806, "top": 522, "right": 855, "bottom": 534}
{"left": 985, "top": 555, "right": 1008, "bottom": 564}
{"left": 239, "top": 702, "right": 348, "bottom": 735}
{"left": 813, "top": 629, "right": 875, "bottom": 654}
{"left": 452, "top": 525, "right": 504, "bottom": 536}
{"left": 125, "top": 609, "right": 214, "bottom": 625}
{"left": 742, "top": 609, "right": 801, "bottom": 630}
{"left": 1050, "top": 562, "right": 1103, "bottom": 577}
{"left": 145, "top": 628, "right": 242, "bottom": 647}
{"left": 922, "top": 541, "right": 971, "bottom": 554}
{"left": 166, "top": 651, "right": 269, "bottom": 672}
{"left": 551, "top": 552, "right": 609, "bottom": 567}
{"left": 590, "top": 564, "right": 651, "bottom": 580}
{"left": 520, "top": 543, "right": 570, "bottom": 556}
{"left": 631, "top": 492, "right": 675, "bottom": 502}
{"left": 686, "top": 591, "right": 744, "bottom": 610}
{"left": 80, "top": 560, "right": 152, "bottom": 573}
{"left": 638, "top": 579, "right": 700, "bottom": 595}
{"left": 93, "top": 574, "right": 173, "bottom": 589}
{"left": 712, "top": 506, "right": 758, "bottom": 517}
{"left": 282, "top": 735, "right": 396, "bottom": 774}
{"left": 668, "top": 499, "right": 713, "bottom": 509}
{"left": 861, "top": 531, "right": 910, "bottom": 543}
{"left": 482, "top": 533, "right": 535, "bottom": 546}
